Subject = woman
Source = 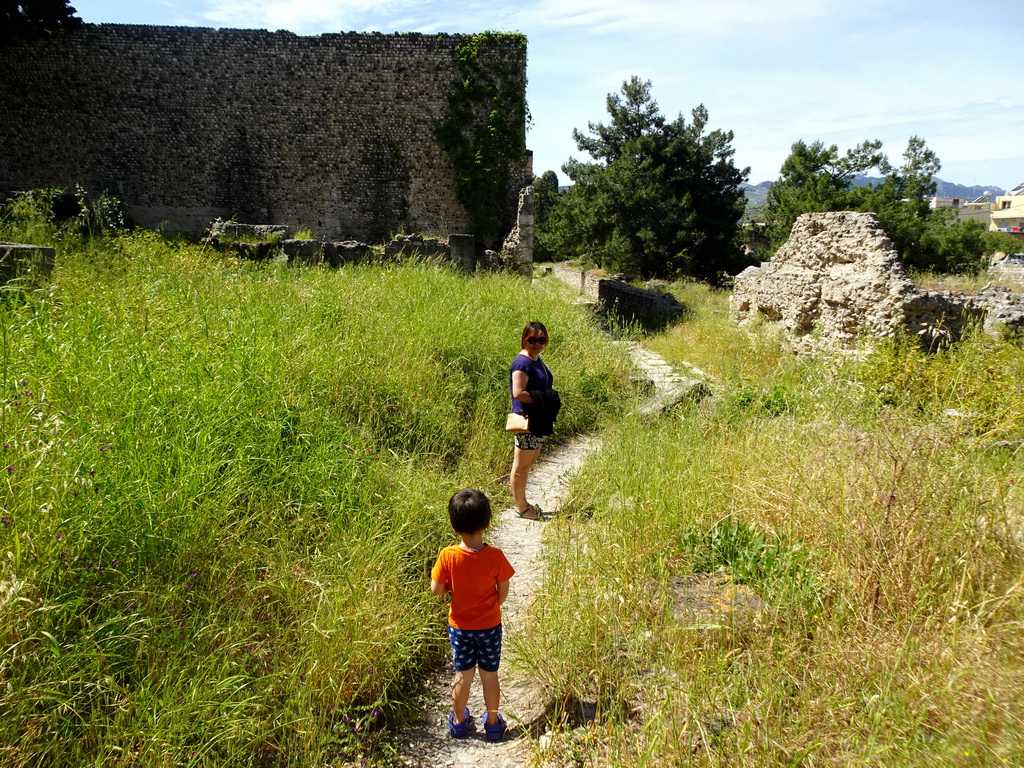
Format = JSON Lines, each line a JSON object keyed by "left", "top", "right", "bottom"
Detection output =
{"left": 509, "top": 321, "right": 557, "bottom": 520}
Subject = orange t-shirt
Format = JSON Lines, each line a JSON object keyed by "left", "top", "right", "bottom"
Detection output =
{"left": 431, "top": 543, "right": 515, "bottom": 630}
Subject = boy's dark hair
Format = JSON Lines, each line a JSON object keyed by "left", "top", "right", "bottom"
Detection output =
{"left": 448, "top": 488, "right": 492, "bottom": 533}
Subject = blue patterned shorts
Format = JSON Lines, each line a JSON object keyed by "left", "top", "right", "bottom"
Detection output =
{"left": 448, "top": 623, "right": 503, "bottom": 672}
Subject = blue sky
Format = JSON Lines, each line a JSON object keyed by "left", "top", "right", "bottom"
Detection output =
{"left": 75, "top": 0, "right": 1023, "bottom": 190}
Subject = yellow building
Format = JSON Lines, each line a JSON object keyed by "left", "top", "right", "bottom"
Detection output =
{"left": 991, "top": 182, "right": 1024, "bottom": 239}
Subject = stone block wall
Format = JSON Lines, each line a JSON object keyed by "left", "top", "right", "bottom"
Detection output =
{"left": 551, "top": 264, "right": 684, "bottom": 326}
{"left": 551, "top": 264, "right": 603, "bottom": 300}
{"left": 597, "top": 280, "right": 684, "bottom": 326}
{"left": 0, "top": 25, "right": 528, "bottom": 245}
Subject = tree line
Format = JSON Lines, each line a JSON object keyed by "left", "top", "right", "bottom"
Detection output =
{"left": 1, "top": 0, "right": 80, "bottom": 46}
{"left": 535, "top": 76, "right": 1017, "bottom": 282}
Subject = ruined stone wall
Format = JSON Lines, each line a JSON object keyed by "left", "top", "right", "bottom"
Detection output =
{"left": 0, "top": 25, "right": 528, "bottom": 244}
{"left": 732, "top": 211, "right": 1024, "bottom": 352}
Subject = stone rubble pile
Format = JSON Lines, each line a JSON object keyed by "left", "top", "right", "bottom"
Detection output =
{"left": 731, "top": 211, "right": 1024, "bottom": 352}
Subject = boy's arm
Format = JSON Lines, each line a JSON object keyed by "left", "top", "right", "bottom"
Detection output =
{"left": 430, "top": 579, "right": 450, "bottom": 595}
{"left": 496, "top": 579, "right": 510, "bottom": 605}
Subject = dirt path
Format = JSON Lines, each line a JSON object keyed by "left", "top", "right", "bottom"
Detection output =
{"left": 395, "top": 347, "right": 703, "bottom": 767}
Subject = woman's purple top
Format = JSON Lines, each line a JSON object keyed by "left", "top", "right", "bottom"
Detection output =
{"left": 510, "top": 353, "right": 553, "bottom": 415}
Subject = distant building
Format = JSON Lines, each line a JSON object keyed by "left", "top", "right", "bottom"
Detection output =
{"left": 990, "top": 182, "right": 1024, "bottom": 240}
{"left": 928, "top": 194, "right": 992, "bottom": 227}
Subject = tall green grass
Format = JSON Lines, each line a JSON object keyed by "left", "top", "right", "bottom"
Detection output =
{"left": 0, "top": 228, "right": 634, "bottom": 765}
{"left": 523, "top": 284, "right": 1024, "bottom": 766}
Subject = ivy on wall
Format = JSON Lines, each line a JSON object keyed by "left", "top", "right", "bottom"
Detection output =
{"left": 436, "top": 31, "right": 528, "bottom": 247}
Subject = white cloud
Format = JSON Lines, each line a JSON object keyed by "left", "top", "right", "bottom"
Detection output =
{"left": 200, "top": 0, "right": 421, "bottom": 32}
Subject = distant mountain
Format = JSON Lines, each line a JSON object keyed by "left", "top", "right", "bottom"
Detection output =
{"left": 742, "top": 177, "right": 1006, "bottom": 215}
{"left": 849, "top": 176, "right": 1005, "bottom": 199}
{"left": 740, "top": 180, "right": 772, "bottom": 210}
{"left": 932, "top": 180, "right": 1005, "bottom": 199}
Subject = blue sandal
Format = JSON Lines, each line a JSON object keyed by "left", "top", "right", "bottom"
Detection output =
{"left": 448, "top": 708, "right": 472, "bottom": 738}
{"left": 483, "top": 712, "right": 507, "bottom": 741}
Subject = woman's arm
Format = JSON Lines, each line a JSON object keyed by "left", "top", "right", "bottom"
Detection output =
{"left": 511, "top": 370, "right": 533, "bottom": 403}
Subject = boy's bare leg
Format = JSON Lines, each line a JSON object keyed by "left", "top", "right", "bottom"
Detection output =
{"left": 479, "top": 669, "right": 500, "bottom": 725}
{"left": 451, "top": 667, "right": 475, "bottom": 722}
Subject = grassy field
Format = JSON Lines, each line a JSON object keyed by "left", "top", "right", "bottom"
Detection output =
{"left": 522, "top": 282, "right": 1024, "bottom": 766}
{"left": 4, "top": 213, "right": 1023, "bottom": 766}
{"left": 0, "top": 225, "right": 634, "bottom": 766}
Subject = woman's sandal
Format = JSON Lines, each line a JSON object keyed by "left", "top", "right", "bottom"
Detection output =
{"left": 516, "top": 503, "right": 545, "bottom": 521}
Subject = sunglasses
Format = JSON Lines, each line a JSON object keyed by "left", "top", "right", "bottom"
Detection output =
{"left": 526, "top": 336, "right": 548, "bottom": 345}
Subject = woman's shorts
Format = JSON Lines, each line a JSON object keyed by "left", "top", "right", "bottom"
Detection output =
{"left": 448, "top": 623, "right": 503, "bottom": 672}
{"left": 514, "top": 432, "right": 544, "bottom": 451}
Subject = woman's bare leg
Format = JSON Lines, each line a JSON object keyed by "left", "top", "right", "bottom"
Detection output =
{"left": 510, "top": 445, "right": 541, "bottom": 517}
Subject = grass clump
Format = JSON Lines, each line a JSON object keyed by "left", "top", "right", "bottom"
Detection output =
{"left": 521, "top": 282, "right": 1024, "bottom": 766}
{"left": 0, "top": 226, "right": 633, "bottom": 765}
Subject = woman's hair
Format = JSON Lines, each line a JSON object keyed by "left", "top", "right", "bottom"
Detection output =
{"left": 448, "top": 488, "right": 492, "bottom": 533}
{"left": 520, "top": 321, "right": 548, "bottom": 349}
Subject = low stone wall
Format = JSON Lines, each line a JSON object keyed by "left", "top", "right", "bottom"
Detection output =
{"left": 551, "top": 265, "right": 683, "bottom": 326}
{"left": 551, "top": 264, "right": 602, "bottom": 300}
{"left": 382, "top": 234, "right": 450, "bottom": 261}
{"left": 203, "top": 225, "right": 486, "bottom": 271}
{"left": 731, "top": 211, "right": 1024, "bottom": 352}
{"left": 1, "top": 242, "right": 55, "bottom": 286}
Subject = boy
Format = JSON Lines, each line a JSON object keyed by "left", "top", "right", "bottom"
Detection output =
{"left": 430, "top": 488, "right": 515, "bottom": 740}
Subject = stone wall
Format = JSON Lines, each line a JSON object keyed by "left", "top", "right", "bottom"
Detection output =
{"left": 731, "top": 211, "right": 1024, "bottom": 352}
{"left": 1, "top": 242, "right": 55, "bottom": 286}
{"left": 551, "top": 264, "right": 603, "bottom": 300}
{"left": 551, "top": 265, "right": 683, "bottom": 327}
{"left": 203, "top": 225, "right": 489, "bottom": 271}
{"left": 0, "top": 25, "right": 528, "bottom": 246}
{"left": 499, "top": 185, "right": 534, "bottom": 276}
